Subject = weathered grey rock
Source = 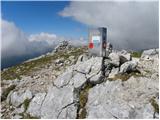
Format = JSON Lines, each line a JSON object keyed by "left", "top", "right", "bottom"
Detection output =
{"left": 54, "top": 40, "right": 69, "bottom": 52}
{"left": 12, "top": 115, "right": 23, "bottom": 119}
{"left": 8, "top": 89, "right": 32, "bottom": 107}
{"left": 76, "top": 57, "right": 102, "bottom": 74}
{"left": 141, "top": 49, "right": 158, "bottom": 58}
{"left": 108, "top": 68, "right": 119, "bottom": 79}
{"left": 54, "top": 67, "right": 73, "bottom": 88}
{"left": 119, "top": 50, "right": 131, "bottom": 64}
{"left": 77, "top": 54, "right": 89, "bottom": 64}
{"left": 108, "top": 53, "right": 120, "bottom": 67}
{"left": 89, "top": 71, "right": 102, "bottom": 84}
{"left": 13, "top": 105, "right": 25, "bottom": 114}
{"left": 57, "top": 103, "right": 77, "bottom": 119}
{"left": 41, "top": 85, "right": 76, "bottom": 119}
{"left": 71, "top": 72, "right": 87, "bottom": 88}
{"left": 86, "top": 76, "right": 158, "bottom": 119}
{"left": 120, "top": 61, "right": 137, "bottom": 73}
{"left": 27, "top": 93, "right": 46, "bottom": 118}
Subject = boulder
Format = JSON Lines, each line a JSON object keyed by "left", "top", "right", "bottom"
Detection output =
{"left": 119, "top": 50, "right": 131, "bottom": 64}
{"left": 8, "top": 89, "right": 32, "bottom": 107}
{"left": 120, "top": 61, "right": 137, "bottom": 73}
{"left": 76, "top": 57, "right": 102, "bottom": 74}
{"left": 108, "top": 53, "right": 120, "bottom": 67}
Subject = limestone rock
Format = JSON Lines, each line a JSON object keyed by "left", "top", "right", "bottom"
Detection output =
{"left": 71, "top": 72, "right": 87, "bottom": 88}
{"left": 76, "top": 57, "right": 102, "bottom": 74}
{"left": 108, "top": 53, "right": 120, "bottom": 67}
{"left": 12, "top": 115, "right": 23, "bottom": 119}
{"left": 141, "top": 49, "right": 158, "bottom": 58}
{"left": 54, "top": 67, "right": 73, "bottom": 88}
{"left": 119, "top": 50, "right": 131, "bottom": 64}
{"left": 8, "top": 89, "right": 32, "bottom": 107}
{"left": 41, "top": 85, "right": 76, "bottom": 119}
{"left": 77, "top": 54, "right": 89, "bottom": 64}
{"left": 86, "top": 76, "right": 158, "bottom": 119}
{"left": 89, "top": 71, "right": 102, "bottom": 84}
{"left": 120, "top": 61, "right": 137, "bottom": 73}
{"left": 108, "top": 68, "right": 119, "bottom": 79}
{"left": 27, "top": 93, "right": 46, "bottom": 118}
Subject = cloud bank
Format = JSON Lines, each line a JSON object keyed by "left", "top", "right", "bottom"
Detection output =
{"left": 1, "top": 19, "right": 87, "bottom": 68}
{"left": 59, "top": 1, "right": 159, "bottom": 50}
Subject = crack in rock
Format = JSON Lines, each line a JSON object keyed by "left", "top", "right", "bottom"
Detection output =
{"left": 57, "top": 102, "right": 75, "bottom": 118}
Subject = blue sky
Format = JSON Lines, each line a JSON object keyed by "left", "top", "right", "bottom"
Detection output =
{"left": 1, "top": 1, "right": 88, "bottom": 38}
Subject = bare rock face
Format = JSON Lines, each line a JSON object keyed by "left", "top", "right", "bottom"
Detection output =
{"left": 24, "top": 56, "right": 103, "bottom": 119}
{"left": 41, "top": 85, "right": 76, "bottom": 119}
{"left": 86, "top": 76, "right": 158, "bottom": 119}
{"left": 27, "top": 93, "right": 46, "bottom": 118}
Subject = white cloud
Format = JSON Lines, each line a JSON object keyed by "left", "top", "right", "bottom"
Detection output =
{"left": 1, "top": 19, "right": 60, "bottom": 60}
{"left": 1, "top": 20, "right": 30, "bottom": 58}
{"left": 1, "top": 19, "right": 87, "bottom": 62}
{"left": 59, "top": 1, "right": 159, "bottom": 50}
{"left": 29, "top": 32, "right": 57, "bottom": 45}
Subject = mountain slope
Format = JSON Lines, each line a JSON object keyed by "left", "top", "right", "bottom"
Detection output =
{"left": 1, "top": 42, "right": 159, "bottom": 119}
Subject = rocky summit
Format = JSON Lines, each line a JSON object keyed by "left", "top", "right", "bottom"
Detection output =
{"left": 1, "top": 42, "right": 159, "bottom": 119}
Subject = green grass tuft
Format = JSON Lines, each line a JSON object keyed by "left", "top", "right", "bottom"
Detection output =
{"left": 23, "top": 98, "right": 31, "bottom": 112}
{"left": 131, "top": 51, "right": 142, "bottom": 58}
{"left": 150, "top": 97, "right": 159, "bottom": 113}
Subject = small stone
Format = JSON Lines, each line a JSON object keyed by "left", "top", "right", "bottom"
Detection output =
{"left": 40, "top": 82, "right": 44, "bottom": 85}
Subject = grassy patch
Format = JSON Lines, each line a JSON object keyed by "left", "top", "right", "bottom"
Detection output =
{"left": 23, "top": 98, "right": 31, "bottom": 112}
{"left": 150, "top": 97, "right": 159, "bottom": 113}
{"left": 1, "top": 85, "right": 16, "bottom": 101}
{"left": 131, "top": 51, "right": 142, "bottom": 58}
{"left": 78, "top": 83, "right": 93, "bottom": 119}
